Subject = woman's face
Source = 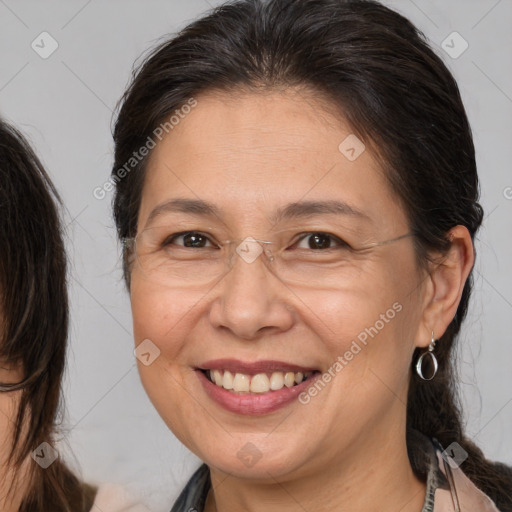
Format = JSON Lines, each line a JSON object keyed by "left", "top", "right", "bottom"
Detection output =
{"left": 130, "top": 88, "right": 430, "bottom": 480}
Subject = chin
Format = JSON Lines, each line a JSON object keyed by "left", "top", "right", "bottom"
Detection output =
{"left": 190, "top": 432, "right": 314, "bottom": 482}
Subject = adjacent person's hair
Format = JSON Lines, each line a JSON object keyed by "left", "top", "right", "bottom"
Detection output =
{"left": 110, "top": 0, "right": 512, "bottom": 508}
{"left": 0, "top": 120, "right": 96, "bottom": 510}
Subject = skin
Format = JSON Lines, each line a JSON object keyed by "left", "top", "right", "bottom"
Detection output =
{"left": 130, "top": 88, "right": 474, "bottom": 512}
{"left": 0, "top": 362, "right": 30, "bottom": 511}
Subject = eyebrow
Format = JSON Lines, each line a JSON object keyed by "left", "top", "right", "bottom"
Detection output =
{"left": 145, "top": 198, "right": 371, "bottom": 227}
{"left": 145, "top": 198, "right": 222, "bottom": 227}
{"left": 271, "top": 199, "right": 371, "bottom": 224}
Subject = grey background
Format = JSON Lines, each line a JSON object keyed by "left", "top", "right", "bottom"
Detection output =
{"left": 0, "top": 0, "right": 511, "bottom": 509}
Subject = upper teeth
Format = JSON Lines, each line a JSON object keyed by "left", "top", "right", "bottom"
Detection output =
{"left": 207, "top": 369, "right": 312, "bottom": 393}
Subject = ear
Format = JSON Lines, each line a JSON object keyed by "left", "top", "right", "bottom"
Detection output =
{"left": 414, "top": 225, "right": 475, "bottom": 348}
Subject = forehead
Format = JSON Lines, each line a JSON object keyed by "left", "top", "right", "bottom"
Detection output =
{"left": 138, "top": 88, "right": 407, "bottom": 232}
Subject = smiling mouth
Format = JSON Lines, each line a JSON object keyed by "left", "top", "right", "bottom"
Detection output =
{"left": 200, "top": 369, "right": 320, "bottom": 394}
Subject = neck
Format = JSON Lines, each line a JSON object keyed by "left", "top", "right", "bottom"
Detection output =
{"left": 0, "top": 388, "right": 31, "bottom": 511}
{"left": 0, "top": 463, "right": 30, "bottom": 512}
{"left": 206, "top": 423, "right": 426, "bottom": 512}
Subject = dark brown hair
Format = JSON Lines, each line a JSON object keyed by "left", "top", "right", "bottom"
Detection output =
{"left": 111, "top": 0, "right": 512, "bottom": 507}
{"left": 0, "top": 121, "right": 96, "bottom": 510}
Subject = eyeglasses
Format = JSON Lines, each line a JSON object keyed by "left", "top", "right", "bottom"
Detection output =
{"left": 123, "top": 226, "right": 415, "bottom": 289}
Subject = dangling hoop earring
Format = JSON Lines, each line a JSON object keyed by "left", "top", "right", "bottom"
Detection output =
{"left": 415, "top": 331, "right": 438, "bottom": 381}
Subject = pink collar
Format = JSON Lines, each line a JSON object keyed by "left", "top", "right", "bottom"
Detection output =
{"left": 432, "top": 450, "right": 500, "bottom": 511}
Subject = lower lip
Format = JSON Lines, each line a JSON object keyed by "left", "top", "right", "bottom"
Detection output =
{"left": 196, "top": 370, "right": 320, "bottom": 415}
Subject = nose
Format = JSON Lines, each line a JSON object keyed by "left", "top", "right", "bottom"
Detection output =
{"left": 208, "top": 248, "right": 294, "bottom": 340}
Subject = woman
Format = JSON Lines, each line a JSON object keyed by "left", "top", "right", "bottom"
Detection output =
{"left": 0, "top": 120, "right": 97, "bottom": 510}
{"left": 0, "top": 121, "right": 147, "bottom": 511}
{"left": 111, "top": 0, "right": 512, "bottom": 510}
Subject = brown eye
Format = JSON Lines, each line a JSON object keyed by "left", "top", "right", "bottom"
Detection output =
{"left": 295, "top": 232, "right": 349, "bottom": 250}
{"left": 166, "top": 231, "right": 212, "bottom": 248}
{"left": 183, "top": 232, "right": 208, "bottom": 248}
{"left": 307, "top": 233, "right": 332, "bottom": 249}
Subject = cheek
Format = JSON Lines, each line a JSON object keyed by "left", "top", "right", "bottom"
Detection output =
{"left": 309, "top": 290, "right": 408, "bottom": 372}
{"left": 130, "top": 278, "right": 187, "bottom": 399}
{"left": 130, "top": 274, "right": 201, "bottom": 353}
{"left": 129, "top": 277, "right": 207, "bottom": 442}
{"left": 307, "top": 252, "right": 420, "bottom": 384}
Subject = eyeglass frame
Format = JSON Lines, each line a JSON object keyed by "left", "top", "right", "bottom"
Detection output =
{"left": 121, "top": 230, "right": 417, "bottom": 282}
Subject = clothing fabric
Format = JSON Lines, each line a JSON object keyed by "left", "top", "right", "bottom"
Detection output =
{"left": 90, "top": 483, "right": 152, "bottom": 512}
{"left": 169, "top": 431, "right": 500, "bottom": 511}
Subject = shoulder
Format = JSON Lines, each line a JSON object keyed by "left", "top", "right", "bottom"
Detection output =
{"left": 170, "top": 464, "right": 210, "bottom": 512}
{"left": 430, "top": 445, "right": 501, "bottom": 512}
{"left": 408, "top": 429, "right": 502, "bottom": 512}
{"left": 90, "top": 483, "right": 152, "bottom": 512}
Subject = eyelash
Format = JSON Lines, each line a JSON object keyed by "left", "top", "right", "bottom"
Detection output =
{"left": 294, "top": 232, "right": 351, "bottom": 250}
{"left": 164, "top": 231, "right": 352, "bottom": 250}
